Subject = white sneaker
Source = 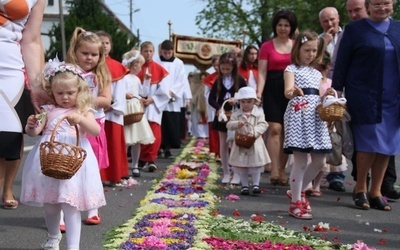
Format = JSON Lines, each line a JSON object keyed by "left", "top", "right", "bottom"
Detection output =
{"left": 147, "top": 162, "right": 158, "bottom": 172}
{"left": 43, "top": 233, "right": 62, "bottom": 250}
{"left": 221, "top": 174, "right": 231, "bottom": 184}
{"left": 230, "top": 173, "right": 241, "bottom": 185}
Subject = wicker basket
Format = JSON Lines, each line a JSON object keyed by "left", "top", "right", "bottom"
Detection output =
{"left": 235, "top": 122, "right": 256, "bottom": 149}
{"left": 317, "top": 90, "right": 346, "bottom": 122}
{"left": 218, "top": 99, "right": 232, "bottom": 123}
{"left": 40, "top": 116, "right": 87, "bottom": 179}
{"left": 124, "top": 96, "right": 144, "bottom": 125}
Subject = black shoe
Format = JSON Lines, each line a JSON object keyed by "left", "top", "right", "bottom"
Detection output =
{"left": 252, "top": 185, "right": 261, "bottom": 194}
{"left": 382, "top": 189, "right": 400, "bottom": 200}
{"left": 164, "top": 151, "right": 173, "bottom": 159}
{"left": 241, "top": 186, "right": 249, "bottom": 195}
{"left": 329, "top": 182, "right": 346, "bottom": 192}
{"left": 131, "top": 168, "right": 140, "bottom": 177}
{"left": 353, "top": 191, "right": 370, "bottom": 210}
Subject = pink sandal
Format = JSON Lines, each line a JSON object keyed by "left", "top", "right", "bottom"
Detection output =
{"left": 289, "top": 201, "right": 313, "bottom": 220}
{"left": 2, "top": 196, "right": 18, "bottom": 209}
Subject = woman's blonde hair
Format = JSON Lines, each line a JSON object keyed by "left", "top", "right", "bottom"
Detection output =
{"left": 122, "top": 49, "right": 145, "bottom": 69}
{"left": 67, "top": 27, "right": 111, "bottom": 92}
{"left": 43, "top": 64, "right": 93, "bottom": 113}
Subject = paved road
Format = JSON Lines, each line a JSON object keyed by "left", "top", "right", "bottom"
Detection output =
{"left": 0, "top": 136, "right": 399, "bottom": 249}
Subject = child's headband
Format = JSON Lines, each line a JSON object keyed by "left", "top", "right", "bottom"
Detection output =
{"left": 122, "top": 53, "right": 140, "bottom": 67}
{"left": 43, "top": 56, "right": 86, "bottom": 82}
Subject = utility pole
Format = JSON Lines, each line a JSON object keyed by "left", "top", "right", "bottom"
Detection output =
{"left": 129, "top": 0, "right": 133, "bottom": 31}
{"left": 136, "top": 29, "right": 140, "bottom": 47}
{"left": 58, "top": 0, "right": 66, "bottom": 60}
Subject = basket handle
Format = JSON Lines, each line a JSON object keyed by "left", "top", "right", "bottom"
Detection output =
{"left": 329, "top": 89, "right": 338, "bottom": 98}
{"left": 132, "top": 96, "right": 144, "bottom": 112}
{"left": 49, "top": 116, "right": 80, "bottom": 146}
{"left": 240, "top": 122, "right": 255, "bottom": 136}
{"left": 322, "top": 89, "right": 347, "bottom": 108}
{"left": 220, "top": 99, "right": 231, "bottom": 114}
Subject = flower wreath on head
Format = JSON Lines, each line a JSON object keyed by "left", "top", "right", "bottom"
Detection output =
{"left": 122, "top": 53, "right": 140, "bottom": 67}
{"left": 43, "top": 55, "right": 86, "bottom": 82}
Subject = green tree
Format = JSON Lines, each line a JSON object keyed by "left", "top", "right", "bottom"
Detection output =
{"left": 46, "top": 0, "right": 137, "bottom": 61}
{"left": 195, "top": 0, "right": 400, "bottom": 47}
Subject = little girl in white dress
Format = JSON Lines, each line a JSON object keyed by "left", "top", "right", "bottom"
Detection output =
{"left": 20, "top": 63, "right": 106, "bottom": 249}
{"left": 121, "top": 49, "right": 155, "bottom": 177}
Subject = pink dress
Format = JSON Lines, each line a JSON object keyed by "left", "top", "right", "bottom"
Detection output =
{"left": 320, "top": 78, "right": 332, "bottom": 96}
{"left": 20, "top": 105, "right": 106, "bottom": 211}
{"left": 84, "top": 72, "right": 109, "bottom": 169}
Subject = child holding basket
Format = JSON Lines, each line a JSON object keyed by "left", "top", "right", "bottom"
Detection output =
{"left": 226, "top": 87, "right": 270, "bottom": 195}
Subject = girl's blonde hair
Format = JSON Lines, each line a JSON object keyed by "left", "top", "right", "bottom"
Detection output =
{"left": 67, "top": 27, "right": 111, "bottom": 92}
{"left": 43, "top": 64, "right": 93, "bottom": 113}
{"left": 122, "top": 49, "right": 145, "bottom": 69}
{"left": 291, "top": 30, "right": 325, "bottom": 67}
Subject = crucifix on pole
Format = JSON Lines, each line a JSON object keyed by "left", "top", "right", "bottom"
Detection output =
{"left": 242, "top": 28, "right": 247, "bottom": 49}
{"left": 168, "top": 20, "right": 172, "bottom": 41}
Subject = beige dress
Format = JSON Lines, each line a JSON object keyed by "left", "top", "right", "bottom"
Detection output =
{"left": 122, "top": 74, "right": 155, "bottom": 145}
{"left": 227, "top": 105, "right": 271, "bottom": 167}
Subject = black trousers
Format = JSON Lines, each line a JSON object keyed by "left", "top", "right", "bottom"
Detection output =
{"left": 161, "top": 111, "right": 182, "bottom": 149}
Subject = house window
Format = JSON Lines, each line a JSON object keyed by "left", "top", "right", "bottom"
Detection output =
{"left": 48, "top": 0, "right": 54, "bottom": 6}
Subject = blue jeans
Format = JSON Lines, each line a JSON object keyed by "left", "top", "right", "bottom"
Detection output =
{"left": 326, "top": 171, "right": 345, "bottom": 184}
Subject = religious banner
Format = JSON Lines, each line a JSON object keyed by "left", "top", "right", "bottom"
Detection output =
{"left": 173, "top": 34, "right": 241, "bottom": 71}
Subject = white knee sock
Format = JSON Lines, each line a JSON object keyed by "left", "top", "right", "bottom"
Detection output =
{"left": 59, "top": 210, "right": 65, "bottom": 225}
{"left": 44, "top": 203, "right": 62, "bottom": 237}
{"left": 130, "top": 144, "right": 141, "bottom": 170}
{"left": 290, "top": 152, "right": 308, "bottom": 202}
{"left": 302, "top": 153, "right": 326, "bottom": 191}
{"left": 312, "top": 170, "right": 324, "bottom": 191}
{"left": 87, "top": 208, "right": 98, "bottom": 218}
{"left": 62, "top": 203, "right": 81, "bottom": 250}
{"left": 218, "top": 132, "right": 230, "bottom": 175}
{"left": 235, "top": 167, "right": 249, "bottom": 186}
{"left": 249, "top": 167, "right": 263, "bottom": 186}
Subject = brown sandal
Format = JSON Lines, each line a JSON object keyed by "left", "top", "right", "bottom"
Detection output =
{"left": 310, "top": 189, "right": 323, "bottom": 197}
{"left": 270, "top": 176, "right": 280, "bottom": 186}
{"left": 279, "top": 178, "right": 289, "bottom": 186}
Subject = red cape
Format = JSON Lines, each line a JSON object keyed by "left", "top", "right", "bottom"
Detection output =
{"left": 106, "top": 57, "right": 129, "bottom": 82}
{"left": 238, "top": 65, "right": 258, "bottom": 83}
{"left": 137, "top": 61, "right": 168, "bottom": 84}
{"left": 202, "top": 72, "right": 218, "bottom": 88}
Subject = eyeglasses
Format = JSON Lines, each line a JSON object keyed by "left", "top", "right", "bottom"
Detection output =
{"left": 371, "top": 2, "right": 393, "bottom": 9}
